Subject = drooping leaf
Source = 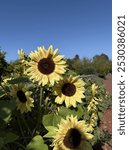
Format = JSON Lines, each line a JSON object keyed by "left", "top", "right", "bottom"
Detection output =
{"left": 26, "top": 135, "right": 48, "bottom": 150}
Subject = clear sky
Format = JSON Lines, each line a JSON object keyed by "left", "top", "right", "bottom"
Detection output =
{"left": 0, "top": 0, "right": 112, "bottom": 61}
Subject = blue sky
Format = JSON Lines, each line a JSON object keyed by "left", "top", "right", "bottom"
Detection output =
{"left": 0, "top": 0, "right": 112, "bottom": 61}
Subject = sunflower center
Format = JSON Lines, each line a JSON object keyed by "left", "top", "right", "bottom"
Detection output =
{"left": 38, "top": 58, "right": 55, "bottom": 74}
{"left": 17, "top": 90, "right": 27, "bottom": 103}
{"left": 62, "top": 83, "right": 76, "bottom": 96}
{"left": 63, "top": 128, "right": 81, "bottom": 148}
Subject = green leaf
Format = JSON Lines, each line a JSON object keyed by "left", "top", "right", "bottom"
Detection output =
{"left": 58, "top": 106, "right": 77, "bottom": 118}
{"left": 42, "top": 114, "right": 61, "bottom": 127}
{"left": 26, "top": 135, "right": 48, "bottom": 150}
{"left": 81, "top": 141, "right": 93, "bottom": 150}
{"left": 98, "top": 105, "right": 104, "bottom": 111}
{"left": 84, "top": 110, "right": 90, "bottom": 121}
{"left": 98, "top": 112, "right": 103, "bottom": 120}
{"left": 0, "top": 101, "right": 16, "bottom": 122}
{"left": 58, "top": 107, "right": 72, "bottom": 118}
{"left": 43, "top": 126, "right": 57, "bottom": 138}
{"left": 8, "top": 77, "right": 29, "bottom": 84}
{"left": 76, "top": 105, "right": 84, "bottom": 119}
{"left": 0, "top": 90, "right": 6, "bottom": 99}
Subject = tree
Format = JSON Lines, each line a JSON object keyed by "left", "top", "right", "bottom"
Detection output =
{"left": 74, "top": 54, "right": 80, "bottom": 60}
{"left": 92, "top": 53, "right": 112, "bottom": 78}
{"left": 0, "top": 50, "right": 8, "bottom": 76}
{"left": 0, "top": 48, "right": 13, "bottom": 79}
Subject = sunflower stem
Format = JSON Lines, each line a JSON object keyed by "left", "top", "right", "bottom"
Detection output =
{"left": 21, "top": 115, "right": 32, "bottom": 137}
{"left": 39, "top": 87, "right": 43, "bottom": 120}
{"left": 13, "top": 142, "right": 26, "bottom": 150}
{"left": 40, "top": 87, "right": 43, "bottom": 108}
{"left": 36, "top": 87, "right": 43, "bottom": 131}
{"left": 17, "top": 116, "right": 27, "bottom": 146}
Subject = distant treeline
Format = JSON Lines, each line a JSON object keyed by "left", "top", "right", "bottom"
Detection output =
{"left": 0, "top": 50, "right": 24, "bottom": 79}
{"left": 67, "top": 53, "right": 112, "bottom": 78}
{"left": 0, "top": 50, "right": 111, "bottom": 79}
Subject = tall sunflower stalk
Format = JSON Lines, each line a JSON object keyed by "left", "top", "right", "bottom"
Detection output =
{"left": 87, "top": 83, "right": 102, "bottom": 130}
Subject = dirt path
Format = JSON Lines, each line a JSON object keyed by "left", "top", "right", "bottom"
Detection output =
{"left": 101, "top": 74, "right": 112, "bottom": 150}
{"left": 103, "top": 74, "right": 112, "bottom": 94}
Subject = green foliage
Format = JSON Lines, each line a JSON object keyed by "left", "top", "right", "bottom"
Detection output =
{"left": 0, "top": 132, "right": 18, "bottom": 145}
{"left": 92, "top": 54, "right": 112, "bottom": 78}
{"left": 0, "top": 132, "right": 18, "bottom": 150}
{"left": 58, "top": 105, "right": 84, "bottom": 120}
{"left": 8, "top": 76, "right": 30, "bottom": 84}
{"left": 0, "top": 51, "right": 8, "bottom": 76}
{"left": 81, "top": 141, "right": 93, "bottom": 150}
{"left": 27, "top": 135, "right": 48, "bottom": 150}
{"left": 43, "top": 126, "right": 57, "bottom": 138}
{"left": 0, "top": 50, "right": 13, "bottom": 79}
{"left": 9, "top": 60, "right": 25, "bottom": 76}
{"left": 0, "top": 101, "right": 16, "bottom": 123}
{"left": 0, "top": 138, "right": 4, "bottom": 150}
{"left": 42, "top": 114, "right": 62, "bottom": 127}
{"left": 0, "top": 48, "right": 112, "bottom": 150}
{"left": 67, "top": 53, "right": 112, "bottom": 78}
{"left": 91, "top": 128, "right": 112, "bottom": 148}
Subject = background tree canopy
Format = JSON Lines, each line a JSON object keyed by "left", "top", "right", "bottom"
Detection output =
{"left": 0, "top": 48, "right": 112, "bottom": 79}
{"left": 0, "top": 48, "right": 14, "bottom": 80}
{"left": 67, "top": 53, "right": 112, "bottom": 78}
{"left": 0, "top": 50, "right": 8, "bottom": 79}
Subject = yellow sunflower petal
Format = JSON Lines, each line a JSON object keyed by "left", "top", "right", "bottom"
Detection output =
{"left": 64, "top": 97, "right": 70, "bottom": 108}
{"left": 55, "top": 96, "right": 64, "bottom": 104}
{"left": 52, "top": 115, "right": 94, "bottom": 150}
{"left": 53, "top": 49, "right": 59, "bottom": 57}
{"left": 27, "top": 45, "right": 66, "bottom": 86}
{"left": 54, "top": 75, "right": 85, "bottom": 107}
{"left": 53, "top": 55, "right": 64, "bottom": 62}
{"left": 10, "top": 84, "right": 34, "bottom": 114}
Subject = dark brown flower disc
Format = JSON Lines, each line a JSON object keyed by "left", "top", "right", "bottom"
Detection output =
{"left": 62, "top": 83, "right": 76, "bottom": 96}
{"left": 63, "top": 128, "right": 81, "bottom": 148}
{"left": 17, "top": 90, "right": 27, "bottom": 103}
{"left": 38, "top": 58, "right": 55, "bottom": 74}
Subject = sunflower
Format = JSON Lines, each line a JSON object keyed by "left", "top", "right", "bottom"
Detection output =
{"left": 91, "top": 83, "right": 98, "bottom": 97}
{"left": 10, "top": 84, "right": 34, "bottom": 113}
{"left": 26, "top": 45, "right": 67, "bottom": 86}
{"left": 54, "top": 76, "right": 85, "bottom": 108}
{"left": 18, "top": 49, "right": 25, "bottom": 60}
{"left": 52, "top": 115, "right": 94, "bottom": 150}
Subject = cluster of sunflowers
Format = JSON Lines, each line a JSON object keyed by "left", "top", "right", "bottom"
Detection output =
{"left": 0, "top": 45, "right": 110, "bottom": 150}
